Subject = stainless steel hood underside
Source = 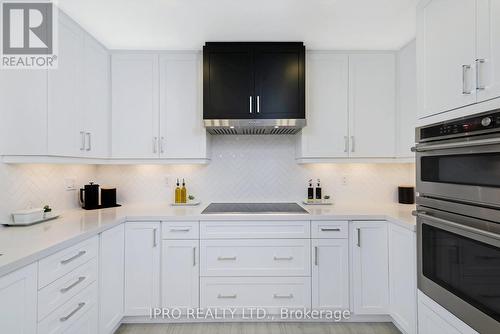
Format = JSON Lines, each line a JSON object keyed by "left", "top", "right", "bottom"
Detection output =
{"left": 204, "top": 119, "right": 306, "bottom": 135}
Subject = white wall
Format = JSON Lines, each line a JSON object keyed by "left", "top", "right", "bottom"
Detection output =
{"left": 97, "top": 136, "right": 415, "bottom": 205}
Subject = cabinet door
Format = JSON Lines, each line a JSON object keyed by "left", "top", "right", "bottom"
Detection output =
{"left": 298, "top": 53, "right": 349, "bottom": 158}
{"left": 311, "top": 239, "right": 349, "bottom": 310}
{"left": 203, "top": 45, "right": 254, "bottom": 119}
{"left": 111, "top": 54, "right": 159, "bottom": 158}
{"left": 99, "top": 224, "right": 124, "bottom": 334}
{"left": 477, "top": 0, "right": 500, "bottom": 102}
{"left": 0, "top": 69, "right": 47, "bottom": 155}
{"left": 161, "top": 240, "right": 199, "bottom": 310}
{"left": 0, "top": 264, "right": 37, "bottom": 334}
{"left": 389, "top": 224, "right": 417, "bottom": 334}
{"left": 159, "top": 53, "right": 207, "bottom": 159}
{"left": 349, "top": 54, "right": 396, "bottom": 157}
{"left": 124, "top": 222, "right": 161, "bottom": 316}
{"left": 83, "top": 36, "right": 109, "bottom": 158}
{"left": 48, "top": 14, "right": 85, "bottom": 157}
{"left": 351, "top": 221, "right": 389, "bottom": 315}
{"left": 417, "top": 0, "right": 477, "bottom": 118}
{"left": 254, "top": 45, "right": 305, "bottom": 119}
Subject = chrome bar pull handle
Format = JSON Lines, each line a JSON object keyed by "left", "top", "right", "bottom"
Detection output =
{"left": 218, "top": 294, "right": 237, "bottom": 299}
{"left": 314, "top": 246, "right": 318, "bottom": 266}
{"left": 160, "top": 137, "right": 165, "bottom": 154}
{"left": 153, "top": 228, "right": 158, "bottom": 248}
{"left": 344, "top": 136, "right": 349, "bottom": 153}
{"left": 249, "top": 96, "right": 253, "bottom": 114}
{"left": 60, "top": 276, "right": 86, "bottom": 294}
{"left": 80, "top": 131, "right": 85, "bottom": 151}
{"left": 257, "top": 96, "right": 260, "bottom": 113}
{"left": 61, "top": 251, "right": 86, "bottom": 265}
{"left": 86, "top": 133, "right": 91, "bottom": 151}
{"left": 462, "top": 65, "right": 472, "bottom": 95}
{"left": 60, "top": 302, "right": 85, "bottom": 322}
{"left": 193, "top": 247, "right": 196, "bottom": 266}
{"left": 321, "top": 228, "right": 341, "bottom": 232}
{"left": 357, "top": 228, "right": 361, "bottom": 247}
{"left": 476, "top": 59, "right": 486, "bottom": 91}
{"left": 153, "top": 137, "right": 158, "bottom": 153}
{"left": 351, "top": 136, "right": 355, "bottom": 153}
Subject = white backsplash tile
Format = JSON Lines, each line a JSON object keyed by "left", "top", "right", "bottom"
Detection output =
{"left": 0, "top": 136, "right": 415, "bottom": 225}
{"left": 97, "top": 136, "right": 416, "bottom": 206}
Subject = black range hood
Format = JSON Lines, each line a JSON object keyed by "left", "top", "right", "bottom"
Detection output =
{"left": 203, "top": 42, "right": 306, "bottom": 135}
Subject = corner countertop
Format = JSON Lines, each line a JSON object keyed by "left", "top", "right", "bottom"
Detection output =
{"left": 0, "top": 202, "right": 415, "bottom": 278}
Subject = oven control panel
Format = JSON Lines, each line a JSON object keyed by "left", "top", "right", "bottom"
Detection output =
{"left": 419, "top": 110, "right": 500, "bottom": 141}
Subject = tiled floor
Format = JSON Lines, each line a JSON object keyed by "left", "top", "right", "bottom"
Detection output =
{"left": 116, "top": 322, "right": 401, "bottom": 334}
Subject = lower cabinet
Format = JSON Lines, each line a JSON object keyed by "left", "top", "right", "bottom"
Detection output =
{"left": 0, "top": 263, "right": 37, "bottom": 334}
{"left": 311, "top": 239, "right": 349, "bottom": 310}
{"left": 350, "top": 221, "right": 389, "bottom": 315}
{"left": 161, "top": 240, "right": 199, "bottom": 310}
{"left": 124, "top": 222, "right": 161, "bottom": 316}
{"left": 99, "top": 224, "right": 125, "bottom": 334}
{"left": 418, "top": 291, "right": 478, "bottom": 334}
{"left": 389, "top": 223, "right": 417, "bottom": 334}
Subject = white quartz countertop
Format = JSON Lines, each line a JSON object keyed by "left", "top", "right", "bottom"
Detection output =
{"left": 0, "top": 202, "right": 415, "bottom": 277}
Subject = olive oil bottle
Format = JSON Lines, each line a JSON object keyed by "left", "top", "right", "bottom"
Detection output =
{"left": 181, "top": 179, "right": 187, "bottom": 203}
{"left": 175, "top": 179, "right": 182, "bottom": 204}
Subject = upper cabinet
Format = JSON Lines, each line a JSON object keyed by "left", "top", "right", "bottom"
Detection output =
{"left": 297, "top": 52, "right": 397, "bottom": 161}
{"left": 111, "top": 54, "right": 159, "bottom": 159}
{"left": 203, "top": 42, "right": 305, "bottom": 120}
{"left": 111, "top": 52, "right": 209, "bottom": 162}
{"left": 417, "top": 0, "right": 500, "bottom": 119}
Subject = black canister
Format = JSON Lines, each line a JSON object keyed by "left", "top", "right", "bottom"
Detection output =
{"left": 101, "top": 188, "right": 117, "bottom": 208}
{"left": 398, "top": 186, "right": 415, "bottom": 204}
{"left": 80, "top": 182, "right": 100, "bottom": 209}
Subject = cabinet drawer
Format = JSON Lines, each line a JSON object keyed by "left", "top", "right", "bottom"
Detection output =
{"left": 311, "top": 221, "right": 348, "bottom": 239}
{"left": 200, "top": 239, "right": 310, "bottom": 277}
{"left": 38, "top": 281, "right": 98, "bottom": 334}
{"left": 38, "top": 258, "right": 98, "bottom": 321}
{"left": 38, "top": 237, "right": 98, "bottom": 288}
{"left": 200, "top": 221, "right": 310, "bottom": 239}
{"left": 200, "top": 277, "right": 311, "bottom": 312}
{"left": 162, "top": 221, "right": 199, "bottom": 239}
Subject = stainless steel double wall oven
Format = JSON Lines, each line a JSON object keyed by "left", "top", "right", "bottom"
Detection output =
{"left": 414, "top": 110, "right": 500, "bottom": 334}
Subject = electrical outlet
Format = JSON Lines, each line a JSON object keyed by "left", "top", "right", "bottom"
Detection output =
{"left": 65, "top": 178, "right": 76, "bottom": 191}
{"left": 164, "top": 175, "right": 171, "bottom": 187}
{"left": 342, "top": 176, "right": 348, "bottom": 186}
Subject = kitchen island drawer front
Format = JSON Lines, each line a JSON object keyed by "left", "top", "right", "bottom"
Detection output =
{"left": 200, "top": 277, "right": 311, "bottom": 312}
{"left": 311, "top": 221, "right": 349, "bottom": 239}
{"left": 38, "top": 236, "right": 98, "bottom": 288}
{"left": 38, "top": 281, "right": 98, "bottom": 334}
{"left": 162, "top": 221, "right": 199, "bottom": 239}
{"left": 200, "top": 239, "right": 310, "bottom": 277}
{"left": 200, "top": 221, "right": 310, "bottom": 239}
{"left": 38, "top": 257, "right": 98, "bottom": 321}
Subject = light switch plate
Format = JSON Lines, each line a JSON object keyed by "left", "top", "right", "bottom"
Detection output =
{"left": 65, "top": 178, "right": 76, "bottom": 191}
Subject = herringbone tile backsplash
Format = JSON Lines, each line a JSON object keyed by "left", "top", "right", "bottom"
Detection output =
{"left": 0, "top": 136, "right": 415, "bottom": 224}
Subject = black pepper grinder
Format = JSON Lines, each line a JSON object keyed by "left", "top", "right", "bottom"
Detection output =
{"left": 315, "top": 179, "right": 322, "bottom": 200}
{"left": 308, "top": 180, "right": 314, "bottom": 200}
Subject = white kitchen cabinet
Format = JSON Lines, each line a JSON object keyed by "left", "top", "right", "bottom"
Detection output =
{"left": 349, "top": 54, "right": 396, "bottom": 158}
{"left": 99, "top": 224, "right": 124, "bottom": 334}
{"left": 476, "top": 0, "right": 500, "bottom": 103}
{"left": 159, "top": 53, "right": 208, "bottom": 160}
{"left": 297, "top": 53, "right": 349, "bottom": 158}
{"left": 418, "top": 291, "right": 479, "bottom": 334}
{"left": 417, "top": 0, "right": 477, "bottom": 118}
{"left": 397, "top": 40, "right": 417, "bottom": 158}
{"left": 389, "top": 224, "right": 417, "bottom": 334}
{"left": 47, "top": 13, "right": 85, "bottom": 157}
{"left": 161, "top": 240, "right": 199, "bottom": 310}
{"left": 0, "top": 263, "right": 37, "bottom": 334}
{"left": 311, "top": 239, "right": 349, "bottom": 310}
{"left": 124, "top": 222, "right": 161, "bottom": 316}
{"left": 111, "top": 54, "right": 160, "bottom": 159}
{"left": 350, "top": 221, "right": 389, "bottom": 315}
{"left": 0, "top": 69, "right": 48, "bottom": 155}
{"left": 83, "top": 35, "right": 110, "bottom": 158}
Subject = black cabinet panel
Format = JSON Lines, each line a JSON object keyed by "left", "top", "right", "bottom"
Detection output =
{"left": 254, "top": 47, "right": 305, "bottom": 119}
{"left": 203, "top": 42, "right": 305, "bottom": 120}
{"left": 203, "top": 47, "right": 254, "bottom": 119}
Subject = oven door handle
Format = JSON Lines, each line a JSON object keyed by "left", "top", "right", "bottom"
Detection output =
{"left": 414, "top": 137, "right": 500, "bottom": 152}
{"left": 416, "top": 211, "right": 500, "bottom": 241}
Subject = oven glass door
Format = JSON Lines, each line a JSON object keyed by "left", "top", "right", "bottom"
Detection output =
{"left": 422, "top": 223, "right": 500, "bottom": 322}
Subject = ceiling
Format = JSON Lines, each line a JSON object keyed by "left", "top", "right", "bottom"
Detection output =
{"left": 58, "top": 0, "right": 418, "bottom": 50}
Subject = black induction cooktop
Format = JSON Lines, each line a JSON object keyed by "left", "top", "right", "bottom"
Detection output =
{"left": 201, "top": 203, "right": 309, "bottom": 214}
